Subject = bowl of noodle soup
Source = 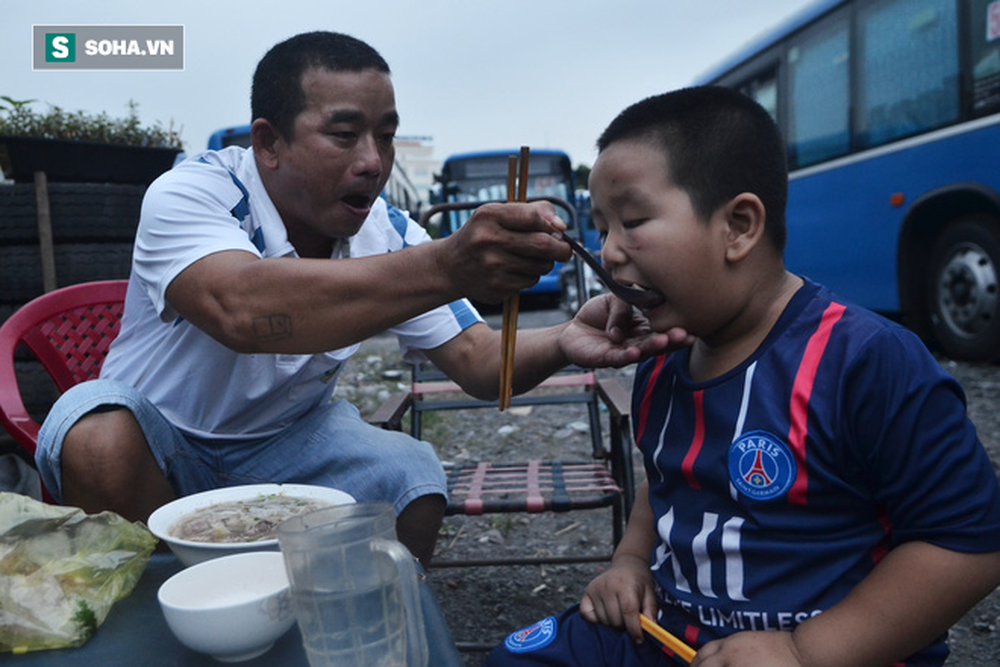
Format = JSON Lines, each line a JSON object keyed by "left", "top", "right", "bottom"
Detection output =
{"left": 148, "top": 484, "right": 355, "bottom": 566}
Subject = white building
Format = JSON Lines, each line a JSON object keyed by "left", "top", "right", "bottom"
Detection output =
{"left": 393, "top": 135, "right": 439, "bottom": 206}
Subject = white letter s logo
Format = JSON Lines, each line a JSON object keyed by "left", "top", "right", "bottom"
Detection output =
{"left": 52, "top": 36, "right": 70, "bottom": 59}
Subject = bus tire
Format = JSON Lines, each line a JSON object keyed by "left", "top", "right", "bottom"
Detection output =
{"left": 925, "top": 214, "right": 1000, "bottom": 362}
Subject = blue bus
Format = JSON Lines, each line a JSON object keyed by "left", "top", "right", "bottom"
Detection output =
{"left": 432, "top": 149, "right": 587, "bottom": 302}
{"left": 206, "top": 124, "right": 252, "bottom": 150}
{"left": 697, "top": 0, "right": 1000, "bottom": 361}
{"left": 205, "top": 124, "right": 423, "bottom": 218}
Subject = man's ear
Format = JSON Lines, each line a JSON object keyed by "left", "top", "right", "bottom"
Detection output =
{"left": 251, "top": 118, "right": 282, "bottom": 170}
{"left": 724, "top": 193, "right": 766, "bottom": 263}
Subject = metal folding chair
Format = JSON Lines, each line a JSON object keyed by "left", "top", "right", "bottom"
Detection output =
{"left": 0, "top": 280, "right": 127, "bottom": 501}
{"left": 368, "top": 362, "right": 637, "bottom": 568}
{"left": 368, "top": 197, "right": 636, "bottom": 574}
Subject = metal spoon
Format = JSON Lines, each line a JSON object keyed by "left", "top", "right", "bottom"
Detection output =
{"left": 560, "top": 232, "right": 665, "bottom": 309}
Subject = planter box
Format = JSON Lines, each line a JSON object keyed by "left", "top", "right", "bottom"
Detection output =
{"left": 0, "top": 135, "right": 180, "bottom": 185}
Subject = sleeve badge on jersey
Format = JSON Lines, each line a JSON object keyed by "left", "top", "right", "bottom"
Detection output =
{"left": 728, "top": 430, "right": 797, "bottom": 501}
{"left": 504, "top": 616, "right": 557, "bottom": 653}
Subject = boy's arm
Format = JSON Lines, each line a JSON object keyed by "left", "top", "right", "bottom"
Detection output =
{"left": 794, "top": 541, "right": 1000, "bottom": 666}
{"left": 694, "top": 541, "right": 1000, "bottom": 667}
{"left": 579, "top": 480, "right": 661, "bottom": 643}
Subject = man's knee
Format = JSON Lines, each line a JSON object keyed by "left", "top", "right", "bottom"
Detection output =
{"left": 60, "top": 407, "right": 171, "bottom": 516}
{"left": 62, "top": 407, "right": 148, "bottom": 471}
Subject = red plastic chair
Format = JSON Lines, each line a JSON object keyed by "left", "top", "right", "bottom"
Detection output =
{"left": 0, "top": 280, "right": 128, "bottom": 499}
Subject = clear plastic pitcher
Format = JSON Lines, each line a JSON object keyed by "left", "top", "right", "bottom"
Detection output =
{"left": 276, "top": 502, "right": 428, "bottom": 667}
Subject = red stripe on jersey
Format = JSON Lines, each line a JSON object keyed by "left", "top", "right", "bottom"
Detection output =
{"left": 684, "top": 624, "right": 700, "bottom": 650}
{"left": 636, "top": 355, "right": 667, "bottom": 448}
{"left": 682, "top": 390, "right": 705, "bottom": 489}
{"left": 871, "top": 506, "right": 894, "bottom": 564}
{"left": 787, "top": 302, "right": 846, "bottom": 505}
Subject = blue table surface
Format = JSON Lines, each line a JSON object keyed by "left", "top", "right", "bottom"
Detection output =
{"left": 8, "top": 552, "right": 463, "bottom": 666}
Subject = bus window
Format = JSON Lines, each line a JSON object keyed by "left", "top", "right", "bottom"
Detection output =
{"left": 856, "top": 0, "right": 959, "bottom": 149}
{"left": 438, "top": 151, "right": 577, "bottom": 235}
{"left": 436, "top": 149, "right": 578, "bottom": 300}
{"left": 786, "top": 9, "right": 850, "bottom": 168}
{"left": 970, "top": 0, "right": 1000, "bottom": 113}
{"left": 737, "top": 69, "right": 779, "bottom": 122}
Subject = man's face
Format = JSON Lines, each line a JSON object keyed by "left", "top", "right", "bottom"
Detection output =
{"left": 266, "top": 67, "right": 398, "bottom": 254}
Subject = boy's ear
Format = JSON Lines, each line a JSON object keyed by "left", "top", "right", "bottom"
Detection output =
{"left": 251, "top": 118, "right": 282, "bottom": 170}
{"left": 724, "top": 193, "right": 766, "bottom": 262}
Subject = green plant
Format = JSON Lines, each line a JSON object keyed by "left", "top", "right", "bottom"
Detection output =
{"left": 488, "top": 514, "right": 515, "bottom": 537}
{"left": 0, "top": 96, "right": 183, "bottom": 149}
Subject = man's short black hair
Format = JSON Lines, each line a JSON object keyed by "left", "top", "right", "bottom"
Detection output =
{"left": 597, "top": 86, "right": 788, "bottom": 251}
{"left": 251, "top": 31, "right": 391, "bottom": 141}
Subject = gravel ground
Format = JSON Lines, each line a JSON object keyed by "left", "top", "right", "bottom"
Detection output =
{"left": 337, "top": 304, "right": 1000, "bottom": 666}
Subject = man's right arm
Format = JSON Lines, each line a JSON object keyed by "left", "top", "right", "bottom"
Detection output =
{"left": 164, "top": 201, "right": 570, "bottom": 355}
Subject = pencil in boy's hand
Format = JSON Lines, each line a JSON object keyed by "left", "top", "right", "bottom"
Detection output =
{"left": 640, "top": 614, "right": 696, "bottom": 663}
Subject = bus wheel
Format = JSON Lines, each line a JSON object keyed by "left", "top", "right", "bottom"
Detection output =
{"left": 926, "top": 214, "right": 1000, "bottom": 362}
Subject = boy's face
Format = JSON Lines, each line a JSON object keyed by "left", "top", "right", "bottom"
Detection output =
{"left": 589, "top": 139, "right": 730, "bottom": 335}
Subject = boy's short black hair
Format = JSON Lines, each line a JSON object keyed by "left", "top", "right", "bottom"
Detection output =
{"left": 597, "top": 86, "right": 788, "bottom": 251}
{"left": 251, "top": 31, "right": 391, "bottom": 141}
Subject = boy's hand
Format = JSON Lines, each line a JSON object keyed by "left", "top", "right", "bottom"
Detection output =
{"left": 691, "top": 631, "right": 804, "bottom": 666}
{"left": 561, "top": 293, "right": 693, "bottom": 368}
{"left": 578, "top": 553, "right": 658, "bottom": 644}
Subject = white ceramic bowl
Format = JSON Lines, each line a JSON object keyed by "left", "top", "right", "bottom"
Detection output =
{"left": 158, "top": 551, "right": 295, "bottom": 662}
{"left": 147, "top": 483, "right": 355, "bottom": 566}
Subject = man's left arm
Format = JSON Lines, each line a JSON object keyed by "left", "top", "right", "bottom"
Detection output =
{"left": 424, "top": 294, "right": 689, "bottom": 400}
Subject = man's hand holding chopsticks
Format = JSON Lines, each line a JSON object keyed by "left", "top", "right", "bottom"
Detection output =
{"left": 439, "top": 201, "right": 570, "bottom": 304}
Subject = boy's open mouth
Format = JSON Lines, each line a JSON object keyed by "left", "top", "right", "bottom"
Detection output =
{"left": 624, "top": 281, "right": 653, "bottom": 293}
{"left": 618, "top": 280, "right": 665, "bottom": 309}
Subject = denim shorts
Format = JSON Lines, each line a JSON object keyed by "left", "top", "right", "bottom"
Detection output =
{"left": 35, "top": 379, "right": 447, "bottom": 513}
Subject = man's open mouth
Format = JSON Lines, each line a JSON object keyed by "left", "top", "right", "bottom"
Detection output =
{"left": 342, "top": 193, "right": 374, "bottom": 214}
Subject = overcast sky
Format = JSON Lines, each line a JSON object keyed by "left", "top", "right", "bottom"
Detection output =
{"left": 4, "top": 1, "right": 815, "bottom": 168}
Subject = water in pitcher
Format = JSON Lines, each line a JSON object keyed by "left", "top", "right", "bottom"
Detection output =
{"left": 294, "top": 584, "right": 408, "bottom": 667}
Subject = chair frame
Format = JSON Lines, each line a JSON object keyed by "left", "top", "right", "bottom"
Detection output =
{"left": 0, "top": 280, "right": 128, "bottom": 479}
{"left": 369, "top": 362, "right": 637, "bottom": 569}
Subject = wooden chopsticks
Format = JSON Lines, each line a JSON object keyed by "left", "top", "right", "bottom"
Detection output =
{"left": 499, "top": 146, "right": 530, "bottom": 411}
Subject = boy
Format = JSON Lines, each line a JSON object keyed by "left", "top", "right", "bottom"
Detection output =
{"left": 487, "top": 86, "right": 1000, "bottom": 666}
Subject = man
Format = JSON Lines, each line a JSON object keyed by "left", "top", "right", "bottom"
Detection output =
{"left": 35, "top": 32, "right": 681, "bottom": 566}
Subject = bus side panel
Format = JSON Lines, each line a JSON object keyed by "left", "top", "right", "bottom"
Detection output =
{"left": 785, "top": 121, "right": 1000, "bottom": 313}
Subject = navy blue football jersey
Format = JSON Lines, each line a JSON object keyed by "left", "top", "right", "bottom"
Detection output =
{"left": 633, "top": 279, "right": 1000, "bottom": 664}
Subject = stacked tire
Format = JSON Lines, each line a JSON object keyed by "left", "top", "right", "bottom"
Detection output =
{"left": 0, "top": 182, "right": 144, "bottom": 429}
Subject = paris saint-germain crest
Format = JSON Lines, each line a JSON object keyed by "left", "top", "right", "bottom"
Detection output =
{"left": 504, "top": 616, "right": 557, "bottom": 653}
{"left": 728, "top": 430, "right": 797, "bottom": 501}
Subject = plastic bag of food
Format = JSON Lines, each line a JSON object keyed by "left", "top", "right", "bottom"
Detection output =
{"left": 0, "top": 492, "right": 157, "bottom": 653}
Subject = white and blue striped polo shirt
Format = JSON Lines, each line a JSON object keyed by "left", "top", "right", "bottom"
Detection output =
{"left": 101, "top": 146, "right": 481, "bottom": 438}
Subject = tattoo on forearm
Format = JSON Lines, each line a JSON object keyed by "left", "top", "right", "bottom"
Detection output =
{"left": 252, "top": 314, "right": 292, "bottom": 341}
